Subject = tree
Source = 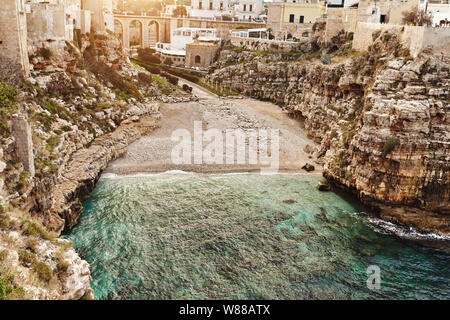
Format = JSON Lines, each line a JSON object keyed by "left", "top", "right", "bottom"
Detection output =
{"left": 402, "top": 9, "right": 433, "bottom": 26}
{"left": 172, "top": 5, "right": 188, "bottom": 17}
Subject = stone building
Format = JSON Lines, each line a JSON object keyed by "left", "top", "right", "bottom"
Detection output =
{"left": 185, "top": 39, "right": 220, "bottom": 69}
{"left": 323, "top": 0, "right": 427, "bottom": 41}
{"left": 235, "top": 0, "right": 265, "bottom": 21}
{"left": 82, "top": 0, "right": 114, "bottom": 33}
{"left": 0, "top": 0, "right": 30, "bottom": 79}
{"left": 267, "top": 1, "right": 326, "bottom": 39}
{"left": 190, "top": 0, "right": 235, "bottom": 19}
{"left": 0, "top": 0, "right": 113, "bottom": 77}
{"left": 26, "top": 0, "right": 90, "bottom": 48}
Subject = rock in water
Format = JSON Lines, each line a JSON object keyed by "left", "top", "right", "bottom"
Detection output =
{"left": 317, "top": 181, "right": 331, "bottom": 191}
{"left": 302, "top": 163, "right": 315, "bottom": 172}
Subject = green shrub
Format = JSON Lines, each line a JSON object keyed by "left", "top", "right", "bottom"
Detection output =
{"left": 32, "top": 112, "right": 54, "bottom": 132}
{"left": 0, "top": 250, "right": 7, "bottom": 261}
{"left": 16, "top": 171, "right": 30, "bottom": 193}
{"left": 0, "top": 273, "right": 25, "bottom": 300}
{"left": 382, "top": 137, "right": 400, "bottom": 157}
{"left": 55, "top": 250, "right": 70, "bottom": 275}
{"left": 32, "top": 261, "right": 52, "bottom": 283}
{"left": 137, "top": 72, "right": 153, "bottom": 86}
{"left": 18, "top": 250, "right": 37, "bottom": 266}
{"left": 20, "top": 219, "right": 56, "bottom": 240}
{"left": 137, "top": 48, "right": 161, "bottom": 64}
{"left": 0, "top": 82, "right": 17, "bottom": 108}
{"left": 182, "top": 84, "right": 193, "bottom": 93}
{"left": 46, "top": 136, "right": 61, "bottom": 152}
{"left": 25, "top": 238, "right": 39, "bottom": 253}
{"left": 0, "top": 82, "right": 18, "bottom": 137}
{"left": 61, "top": 125, "right": 71, "bottom": 132}
{"left": 162, "top": 72, "right": 179, "bottom": 86}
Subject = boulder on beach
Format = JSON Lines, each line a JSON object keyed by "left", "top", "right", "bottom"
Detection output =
{"left": 301, "top": 163, "right": 315, "bottom": 172}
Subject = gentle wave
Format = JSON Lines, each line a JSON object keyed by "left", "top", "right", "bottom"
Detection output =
{"left": 100, "top": 170, "right": 195, "bottom": 180}
{"left": 68, "top": 174, "right": 450, "bottom": 300}
{"left": 368, "top": 217, "right": 450, "bottom": 241}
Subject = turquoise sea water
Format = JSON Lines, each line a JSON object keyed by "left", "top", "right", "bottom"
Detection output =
{"left": 66, "top": 173, "right": 450, "bottom": 300}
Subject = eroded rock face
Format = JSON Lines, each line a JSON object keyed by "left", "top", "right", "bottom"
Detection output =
{"left": 0, "top": 228, "right": 93, "bottom": 300}
{"left": 208, "top": 41, "right": 449, "bottom": 235}
{"left": 44, "top": 115, "right": 159, "bottom": 234}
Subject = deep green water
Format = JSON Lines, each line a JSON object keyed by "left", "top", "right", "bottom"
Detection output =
{"left": 66, "top": 173, "right": 450, "bottom": 300}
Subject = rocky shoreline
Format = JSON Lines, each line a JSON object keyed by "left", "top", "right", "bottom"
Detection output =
{"left": 43, "top": 114, "right": 160, "bottom": 234}
{"left": 208, "top": 34, "right": 449, "bottom": 236}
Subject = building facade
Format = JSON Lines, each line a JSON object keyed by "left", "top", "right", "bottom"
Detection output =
{"left": 185, "top": 39, "right": 220, "bottom": 69}
{"left": 156, "top": 27, "right": 219, "bottom": 69}
{"left": 267, "top": 1, "right": 325, "bottom": 39}
{"left": 235, "top": 0, "right": 265, "bottom": 21}
{"left": 190, "top": 0, "right": 234, "bottom": 19}
{"left": 0, "top": 0, "right": 112, "bottom": 78}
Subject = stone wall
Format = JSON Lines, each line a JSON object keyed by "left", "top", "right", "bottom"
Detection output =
{"left": 324, "top": 8, "right": 358, "bottom": 41}
{"left": 230, "top": 36, "right": 302, "bottom": 53}
{"left": 0, "top": 0, "right": 30, "bottom": 79}
{"left": 11, "top": 115, "right": 35, "bottom": 177}
{"left": 84, "top": 0, "right": 106, "bottom": 33}
{"left": 353, "top": 22, "right": 450, "bottom": 57}
{"left": 27, "top": 3, "right": 69, "bottom": 46}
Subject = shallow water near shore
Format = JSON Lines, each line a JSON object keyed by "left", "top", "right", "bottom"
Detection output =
{"left": 66, "top": 173, "right": 450, "bottom": 300}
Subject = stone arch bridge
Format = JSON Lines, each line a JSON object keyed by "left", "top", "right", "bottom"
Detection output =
{"left": 113, "top": 14, "right": 265, "bottom": 49}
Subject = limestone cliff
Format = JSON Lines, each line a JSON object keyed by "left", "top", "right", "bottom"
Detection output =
{"left": 208, "top": 33, "right": 449, "bottom": 236}
{"left": 0, "top": 31, "right": 190, "bottom": 299}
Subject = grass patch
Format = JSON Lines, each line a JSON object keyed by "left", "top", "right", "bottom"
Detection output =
{"left": 0, "top": 273, "right": 25, "bottom": 300}
{"left": 20, "top": 219, "right": 56, "bottom": 241}
{"left": 18, "top": 250, "right": 37, "bottom": 266}
{"left": 0, "top": 82, "right": 18, "bottom": 138}
{"left": 16, "top": 171, "right": 30, "bottom": 194}
{"left": 31, "top": 261, "right": 52, "bottom": 283}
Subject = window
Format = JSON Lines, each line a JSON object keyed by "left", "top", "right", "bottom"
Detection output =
{"left": 299, "top": 15, "right": 304, "bottom": 23}
{"left": 243, "top": 4, "right": 246, "bottom": 11}
{"left": 195, "top": 55, "right": 201, "bottom": 64}
{"left": 220, "top": 2, "right": 223, "bottom": 10}
{"left": 250, "top": 5, "right": 253, "bottom": 12}
{"left": 380, "top": 14, "right": 386, "bottom": 23}
{"left": 199, "top": 2, "right": 202, "bottom": 9}
{"left": 289, "top": 14, "right": 294, "bottom": 23}
{"left": 210, "top": 2, "right": 213, "bottom": 9}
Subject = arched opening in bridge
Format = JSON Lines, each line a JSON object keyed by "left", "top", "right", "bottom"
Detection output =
{"left": 114, "top": 19, "right": 123, "bottom": 45}
{"left": 148, "top": 21, "right": 159, "bottom": 48}
{"left": 129, "top": 20, "right": 143, "bottom": 47}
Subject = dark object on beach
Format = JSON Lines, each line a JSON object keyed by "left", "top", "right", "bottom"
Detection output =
{"left": 317, "top": 181, "right": 331, "bottom": 191}
{"left": 302, "top": 163, "right": 315, "bottom": 172}
{"left": 182, "top": 84, "right": 193, "bottom": 93}
{"left": 283, "top": 199, "right": 296, "bottom": 204}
